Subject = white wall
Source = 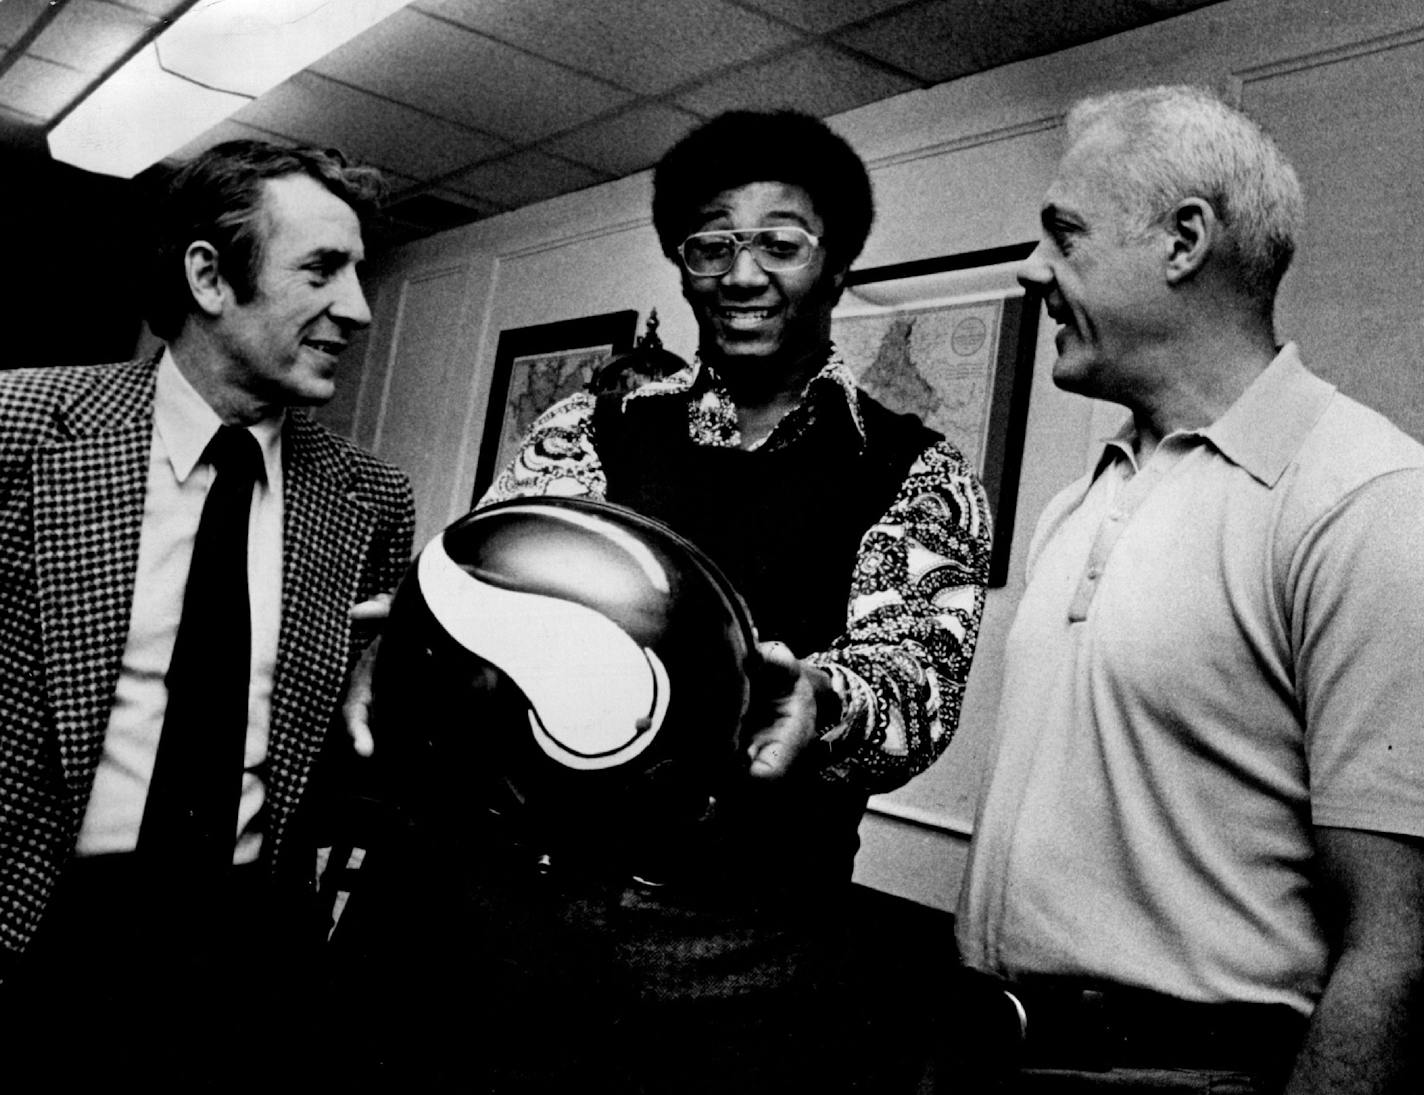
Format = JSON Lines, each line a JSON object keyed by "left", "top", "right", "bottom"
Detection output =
{"left": 336, "top": 0, "right": 1424, "bottom": 911}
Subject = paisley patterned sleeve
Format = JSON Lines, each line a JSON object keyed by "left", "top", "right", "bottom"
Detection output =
{"left": 805, "top": 439, "right": 992, "bottom": 793}
{"left": 477, "top": 392, "right": 607, "bottom": 506}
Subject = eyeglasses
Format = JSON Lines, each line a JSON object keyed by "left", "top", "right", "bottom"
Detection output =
{"left": 677, "top": 226, "right": 822, "bottom": 277}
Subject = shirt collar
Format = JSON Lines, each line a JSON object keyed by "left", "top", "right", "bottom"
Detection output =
{"left": 156, "top": 348, "right": 284, "bottom": 484}
{"left": 1094, "top": 343, "right": 1335, "bottom": 489}
{"left": 812, "top": 351, "right": 869, "bottom": 443}
{"left": 1200, "top": 343, "right": 1335, "bottom": 487}
{"left": 638, "top": 346, "right": 867, "bottom": 448}
{"left": 1096, "top": 421, "right": 1139, "bottom": 478}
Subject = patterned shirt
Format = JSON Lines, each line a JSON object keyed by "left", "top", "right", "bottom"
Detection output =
{"left": 480, "top": 352, "right": 991, "bottom": 792}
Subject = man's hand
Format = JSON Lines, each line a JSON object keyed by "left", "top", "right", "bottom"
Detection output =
{"left": 744, "top": 640, "right": 833, "bottom": 780}
{"left": 343, "top": 593, "right": 392, "bottom": 757}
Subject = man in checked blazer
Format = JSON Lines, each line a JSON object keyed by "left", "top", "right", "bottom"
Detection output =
{"left": 0, "top": 141, "right": 414, "bottom": 1083}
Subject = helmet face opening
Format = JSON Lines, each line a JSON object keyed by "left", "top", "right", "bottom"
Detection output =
{"left": 373, "top": 498, "right": 758, "bottom": 857}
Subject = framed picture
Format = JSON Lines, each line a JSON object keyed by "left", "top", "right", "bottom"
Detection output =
{"left": 471, "top": 309, "right": 639, "bottom": 504}
{"left": 833, "top": 243, "right": 1040, "bottom": 587}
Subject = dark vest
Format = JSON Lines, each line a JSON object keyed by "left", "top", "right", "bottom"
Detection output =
{"left": 594, "top": 382, "right": 941, "bottom": 886}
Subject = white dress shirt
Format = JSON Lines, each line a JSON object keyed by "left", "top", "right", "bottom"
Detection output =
{"left": 77, "top": 350, "right": 284, "bottom": 864}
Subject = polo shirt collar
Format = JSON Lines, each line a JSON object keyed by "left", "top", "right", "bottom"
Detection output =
{"left": 1095, "top": 344, "right": 1335, "bottom": 488}
{"left": 1200, "top": 343, "right": 1336, "bottom": 488}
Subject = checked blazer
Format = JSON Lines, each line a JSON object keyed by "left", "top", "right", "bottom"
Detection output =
{"left": 0, "top": 356, "right": 415, "bottom": 972}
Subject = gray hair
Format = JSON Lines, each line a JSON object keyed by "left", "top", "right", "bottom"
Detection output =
{"left": 1065, "top": 85, "right": 1304, "bottom": 303}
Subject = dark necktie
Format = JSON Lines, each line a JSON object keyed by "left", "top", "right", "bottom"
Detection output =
{"left": 139, "top": 425, "right": 263, "bottom": 872}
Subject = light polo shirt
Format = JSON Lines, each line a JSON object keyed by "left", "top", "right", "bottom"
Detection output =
{"left": 956, "top": 344, "right": 1424, "bottom": 1015}
{"left": 77, "top": 350, "right": 284, "bottom": 865}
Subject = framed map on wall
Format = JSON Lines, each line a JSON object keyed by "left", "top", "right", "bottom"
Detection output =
{"left": 832, "top": 244, "right": 1040, "bottom": 586}
{"left": 471, "top": 310, "right": 639, "bottom": 504}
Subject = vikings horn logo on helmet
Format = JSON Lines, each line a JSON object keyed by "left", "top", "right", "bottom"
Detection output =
{"left": 372, "top": 497, "right": 758, "bottom": 845}
{"left": 417, "top": 505, "right": 674, "bottom": 771}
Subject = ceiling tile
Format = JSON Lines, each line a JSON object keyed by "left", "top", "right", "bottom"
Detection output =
{"left": 443, "top": 148, "right": 612, "bottom": 208}
{"left": 674, "top": 41, "right": 919, "bottom": 118}
{"left": 429, "top": 186, "right": 504, "bottom": 215}
{"left": 166, "top": 118, "right": 295, "bottom": 163}
{"left": 837, "top": 0, "right": 1223, "bottom": 84}
{"left": 415, "top": 0, "right": 803, "bottom": 96}
{"left": 370, "top": 168, "right": 504, "bottom": 217}
{"left": 112, "top": 0, "right": 194, "bottom": 17}
{"left": 539, "top": 103, "right": 705, "bottom": 176}
{"left": 310, "top": 7, "right": 634, "bottom": 140}
{"left": 234, "top": 72, "right": 511, "bottom": 180}
{"left": 0, "top": 55, "right": 91, "bottom": 121}
{"left": 833, "top": 0, "right": 1000, "bottom": 82}
{"left": 733, "top": 0, "right": 916, "bottom": 34}
{"left": 0, "top": 0, "right": 53, "bottom": 48}
{"left": 0, "top": 100, "right": 43, "bottom": 128}
{"left": 30, "top": 0, "right": 155, "bottom": 75}
{"left": 382, "top": 190, "right": 494, "bottom": 233}
{"left": 355, "top": 169, "right": 494, "bottom": 250}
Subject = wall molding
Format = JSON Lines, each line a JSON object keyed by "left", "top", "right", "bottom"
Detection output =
{"left": 1229, "top": 21, "right": 1424, "bottom": 97}
{"left": 864, "top": 113, "right": 1062, "bottom": 173}
{"left": 499, "top": 213, "right": 652, "bottom": 262}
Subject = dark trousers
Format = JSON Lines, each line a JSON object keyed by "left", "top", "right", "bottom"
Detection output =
{"left": 2, "top": 854, "right": 324, "bottom": 1093}
{"left": 332, "top": 832, "right": 874, "bottom": 1094}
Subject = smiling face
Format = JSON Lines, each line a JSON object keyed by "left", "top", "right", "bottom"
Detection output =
{"left": 680, "top": 181, "right": 845, "bottom": 394}
{"left": 1018, "top": 138, "right": 1169, "bottom": 402}
{"left": 212, "top": 172, "right": 370, "bottom": 414}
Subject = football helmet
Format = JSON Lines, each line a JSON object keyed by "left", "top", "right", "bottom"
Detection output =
{"left": 371, "top": 496, "right": 758, "bottom": 865}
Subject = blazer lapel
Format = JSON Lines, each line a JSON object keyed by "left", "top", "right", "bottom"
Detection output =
{"left": 32, "top": 361, "right": 155, "bottom": 809}
{"left": 263, "top": 413, "right": 376, "bottom": 861}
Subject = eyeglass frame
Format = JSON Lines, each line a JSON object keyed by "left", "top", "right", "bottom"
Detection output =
{"left": 676, "top": 225, "right": 823, "bottom": 277}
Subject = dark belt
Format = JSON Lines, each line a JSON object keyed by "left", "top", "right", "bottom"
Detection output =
{"left": 1003, "top": 977, "right": 1308, "bottom": 1074}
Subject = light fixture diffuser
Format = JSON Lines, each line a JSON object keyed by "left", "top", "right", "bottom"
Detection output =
{"left": 48, "top": 0, "right": 416, "bottom": 178}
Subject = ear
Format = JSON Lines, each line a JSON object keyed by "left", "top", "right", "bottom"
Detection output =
{"left": 183, "top": 240, "right": 228, "bottom": 318}
{"left": 1163, "top": 198, "right": 1217, "bottom": 286}
{"left": 823, "top": 263, "right": 850, "bottom": 307}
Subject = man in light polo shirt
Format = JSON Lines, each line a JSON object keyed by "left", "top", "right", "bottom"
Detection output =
{"left": 955, "top": 85, "right": 1424, "bottom": 1093}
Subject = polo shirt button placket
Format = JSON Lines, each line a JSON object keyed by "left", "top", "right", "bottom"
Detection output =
{"left": 1069, "top": 515, "right": 1121, "bottom": 622}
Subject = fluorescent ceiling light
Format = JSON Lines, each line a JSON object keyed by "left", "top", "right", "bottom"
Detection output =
{"left": 48, "top": 0, "right": 416, "bottom": 178}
